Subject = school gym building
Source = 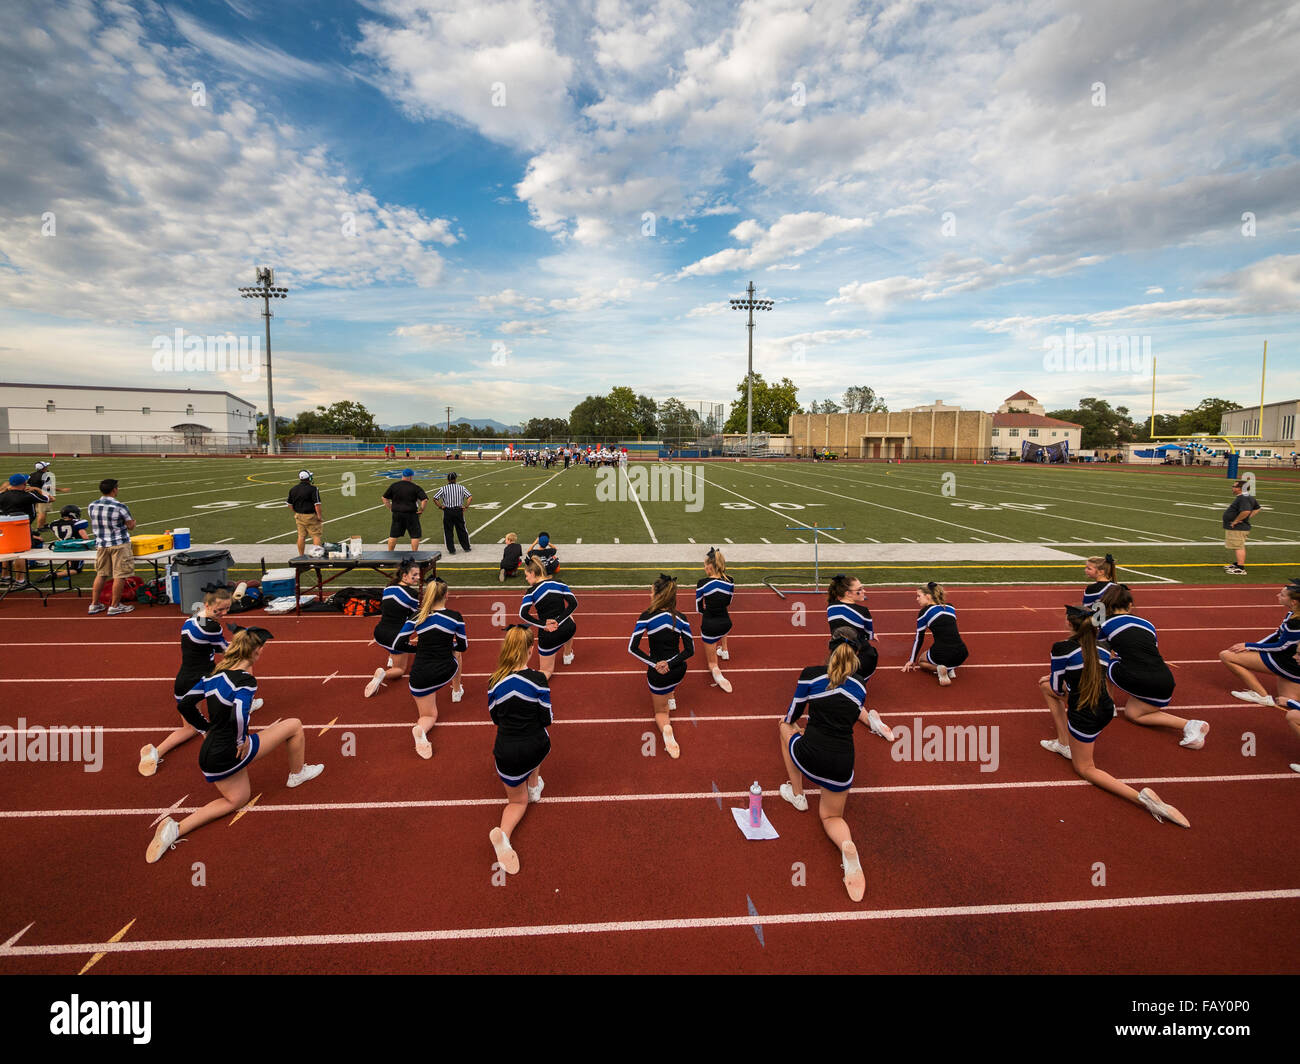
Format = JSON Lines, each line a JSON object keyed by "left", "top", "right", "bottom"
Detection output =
{"left": 0, "top": 383, "right": 258, "bottom": 454}
{"left": 789, "top": 408, "right": 993, "bottom": 460}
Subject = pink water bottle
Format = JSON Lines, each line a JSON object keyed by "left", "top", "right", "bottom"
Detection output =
{"left": 749, "top": 781, "right": 763, "bottom": 827}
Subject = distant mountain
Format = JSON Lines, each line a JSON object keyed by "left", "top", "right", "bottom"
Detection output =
{"left": 380, "top": 418, "right": 521, "bottom": 433}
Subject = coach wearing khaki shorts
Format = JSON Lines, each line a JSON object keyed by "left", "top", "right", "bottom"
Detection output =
{"left": 1223, "top": 478, "right": 1262, "bottom": 576}
{"left": 88, "top": 478, "right": 137, "bottom": 615}
{"left": 287, "top": 470, "right": 324, "bottom": 555}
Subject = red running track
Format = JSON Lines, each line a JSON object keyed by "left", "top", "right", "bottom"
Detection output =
{"left": 0, "top": 585, "right": 1297, "bottom": 974}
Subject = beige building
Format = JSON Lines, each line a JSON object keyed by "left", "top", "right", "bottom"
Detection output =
{"left": 991, "top": 391, "right": 1082, "bottom": 455}
{"left": 789, "top": 408, "right": 993, "bottom": 459}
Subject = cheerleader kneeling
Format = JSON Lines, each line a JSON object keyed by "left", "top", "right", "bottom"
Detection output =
{"left": 1038, "top": 605, "right": 1189, "bottom": 828}
{"left": 146, "top": 628, "right": 324, "bottom": 862}
{"left": 777, "top": 627, "right": 873, "bottom": 902}
{"left": 628, "top": 574, "right": 695, "bottom": 759}
{"left": 140, "top": 585, "right": 232, "bottom": 776}
{"left": 364, "top": 559, "right": 423, "bottom": 697}
{"left": 486, "top": 626, "right": 553, "bottom": 875}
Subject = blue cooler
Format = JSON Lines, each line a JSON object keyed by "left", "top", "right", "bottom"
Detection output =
{"left": 260, "top": 568, "right": 297, "bottom": 598}
{"left": 172, "top": 527, "right": 191, "bottom": 549}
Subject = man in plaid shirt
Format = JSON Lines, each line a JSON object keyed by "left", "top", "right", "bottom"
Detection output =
{"left": 88, "top": 478, "right": 136, "bottom": 615}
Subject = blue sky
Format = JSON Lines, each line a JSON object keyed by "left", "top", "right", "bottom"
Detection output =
{"left": 0, "top": 0, "right": 1296, "bottom": 427}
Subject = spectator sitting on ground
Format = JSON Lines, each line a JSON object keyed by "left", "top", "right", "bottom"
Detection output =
{"left": 500, "top": 532, "right": 523, "bottom": 582}
{"left": 526, "top": 532, "right": 559, "bottom": 576}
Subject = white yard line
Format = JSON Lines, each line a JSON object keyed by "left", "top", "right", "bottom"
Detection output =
{"left": 698, "top": 469, "right": 844, "bottom": 542}
{"left": 738, "top": 466, "right": 1018, "bottom": 542}
{"left": 256, "top": 503, "right": 388, "bottom": 544}
{"left": 470, "top": 469, "right": 563, "bottom": 537}
{"left": 1117, "top": 564, "right": 1179, "bottom": 584}
{"left": 620, "top": 462, "right": 658, "bottom": 544}
{"left": 790, "top": 465, "right": 1193, "bottom": 542}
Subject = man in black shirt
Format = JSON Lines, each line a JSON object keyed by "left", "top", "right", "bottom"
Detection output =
{"left": 286, "top": 470, "right": 324, "bottom": 556}
{"left": 1222, "top": 478, "right": 1262, "bottom": 575}
{"left": 0, "top": 473, "right": 39, "bottom": 584}
{"left": 383, "top": 469, "right": 428, "bottom": 552}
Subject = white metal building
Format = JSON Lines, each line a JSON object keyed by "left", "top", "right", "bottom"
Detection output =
{"left": 1220, "top": 399, "right": 1299, "bottom": 457}
{"left": 0, "top": 383, "right": 258, "bottom": 453}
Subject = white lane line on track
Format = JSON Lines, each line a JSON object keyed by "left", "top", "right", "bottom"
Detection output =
{"left": 3, "top": 888, "right": 1298, "bottom": 957}
{"left": 0, "top": 657, "right": 1262, "bottom": 682}
{"left": 4, "top": 774, "right": 1295, "bottom": 819}
{"left": 9, "top": 623, "right": 1273, "bottom": 648}
{"left": 0, "top": 600, "right": 1280, "bottom": 626}
{"left": 15, "top": 703, "right": 1281, "bottom": 733}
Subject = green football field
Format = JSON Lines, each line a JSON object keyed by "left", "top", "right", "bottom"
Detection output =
{"left": 15, "top": 455, "right": 1299, "bottom": 587}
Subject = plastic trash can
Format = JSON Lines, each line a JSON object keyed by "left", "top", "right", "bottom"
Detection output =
{"left": 171, "top": 549, "right": 234, "bottom": 615}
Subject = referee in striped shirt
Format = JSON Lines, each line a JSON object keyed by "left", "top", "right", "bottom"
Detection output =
{"left": 433, "top": 473, "right": 472, "bottom": 554}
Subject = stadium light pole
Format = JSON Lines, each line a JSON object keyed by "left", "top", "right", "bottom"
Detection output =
{"left": 238, "top": 267, "right": 289, "bottom": 455}
{"left": 729, "top": 281, "right": 774, "bottom": 457}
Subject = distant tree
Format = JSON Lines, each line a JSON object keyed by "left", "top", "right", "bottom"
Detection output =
{"left": 658, "top": 398, "right": 703, "bottom": 439}
{"left": 1133, "top": 413, "right": 1180, "bottom": 442}
{"left": 725, "top": 373, "right": 802, "bottom": 434}
{"left": 288, "top": 401, "right": 378, "bottom": 437}
{"left": 809, "top": 399, "right": 842, "bottom": 414}
{"left": 521, "top": 417, "right": 570, "bottom": 441}
{"left": 568, "top": 395, "right": 613, "bottom": 437}
{"left": 1179, "top": 397, "right": 1242, "bottom": 435}
{"left": 1046, "top": 397, "right": 1140, "bottom": 449}
{"left": 841, "top": 386, "right": 889, "bottom": 413}
{"left": 256, "top": 414, "right": 293, "bottom": 444}
{"left": 569, "top": 388, "right": 657, "bottom": 439}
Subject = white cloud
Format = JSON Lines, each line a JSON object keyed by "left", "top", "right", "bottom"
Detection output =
{"left": 547, "top": 277, "right": 657, "bottom": 312}
{"left": 773, "top": 328, "right": 871, "bottom": 346}
{"left": 0, "top": 0, "right": 455, "bottom": 327}
{"left": 169, "top": 9, "right": 345, "bottom": 83}
{"left": 680, "top": 212, "right": 871, "bottom": 277}
{"left": 970, "top": 255, "right": 1300, "bottom": 334}
{"left": 498, "top": 320, "right": 549, "bottom": 335}
{"left": 476, "top": 289, "right": 546, "bottom": 313}
{"left": 686, "top": 301, "right": 729, "bottom": 318}
{"left": 355, "top": 0, "right": 575, "bottom": 152}
{"left": 393, "top": 323, "right": 469, "bottom": 343}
